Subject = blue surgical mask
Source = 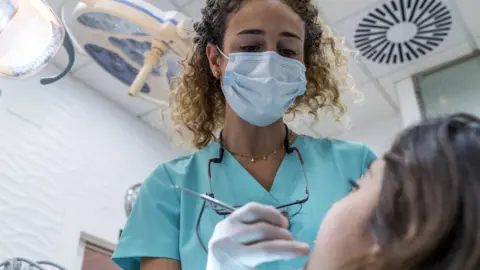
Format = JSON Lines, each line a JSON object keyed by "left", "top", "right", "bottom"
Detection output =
{"left": 217, "top": 47, "right": 307, "bottom": 127}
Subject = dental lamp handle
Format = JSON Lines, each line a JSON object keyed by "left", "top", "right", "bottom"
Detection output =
{"left": 128, "top": 41, "right": 168, "bottom": 97}
{"left": 40, "top": 31, "right": 75, "bottom": 85}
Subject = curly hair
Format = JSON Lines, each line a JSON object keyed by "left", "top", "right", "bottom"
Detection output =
{"left": 171, "top": 0, "right": 358, "bottom": 149}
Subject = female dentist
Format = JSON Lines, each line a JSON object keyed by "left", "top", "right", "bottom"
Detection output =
{"left": 112, "top": 0, "right": 376, "bottom": 269}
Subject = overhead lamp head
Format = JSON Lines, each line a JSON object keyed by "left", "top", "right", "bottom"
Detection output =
{"left": 0, "top": 0, "right": 75, "bottom": 85}
{"left": 69, "top": 0, "right": 194, "bottom": 107}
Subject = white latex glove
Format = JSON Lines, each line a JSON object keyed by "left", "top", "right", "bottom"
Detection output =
{"left": 206, "top": 202, "right": 310, "bottom": 270}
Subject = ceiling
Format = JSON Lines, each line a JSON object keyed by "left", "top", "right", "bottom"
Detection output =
{"left": 47, "top": 0, "right": 480, "bottom": 137}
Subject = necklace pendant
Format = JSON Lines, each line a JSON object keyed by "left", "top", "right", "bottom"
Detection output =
{"left": 250, "top": 157, "right": 255, "bottom": 163}
{"left": 263, "top": 156, "right": 267, "bottom": 160}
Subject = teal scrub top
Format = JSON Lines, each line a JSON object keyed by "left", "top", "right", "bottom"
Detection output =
{"left": 112, "top": 135, "right": 377, "bottom": 270}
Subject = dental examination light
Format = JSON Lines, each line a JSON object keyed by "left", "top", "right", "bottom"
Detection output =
{"left": 0, "top": 0, "right": 75, "bottom": 84}
{"left": 68, "top": 0, "right": 195, "bottom": 107}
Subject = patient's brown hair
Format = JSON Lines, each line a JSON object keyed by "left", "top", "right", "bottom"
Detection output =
{"left": 353, "top": 113, "right": 480, "bottom": 270}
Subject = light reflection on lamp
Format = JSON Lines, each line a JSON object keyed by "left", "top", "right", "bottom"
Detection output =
{"left": 0, "top": 0, "right": 75, "bottom": 84}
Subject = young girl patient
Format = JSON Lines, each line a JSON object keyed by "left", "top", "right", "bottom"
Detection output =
{"left": 307, "top": 113, "right": 480, "bottom": 270}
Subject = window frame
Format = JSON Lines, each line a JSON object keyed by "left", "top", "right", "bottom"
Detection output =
{"left": 412, "top": 50, "right": 480, "bottom": 119}
{"left": 77, "top": 232, "right": 116, "bottom": 270}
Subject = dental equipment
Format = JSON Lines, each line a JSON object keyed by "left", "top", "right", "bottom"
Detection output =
{"left": 0, "top": 0, "right": 75, "bottom": 84}
{"left": 170, "top": 185, "right": 237, "bottom": 213}
{"left": 0, "top": 258, "right": 66, "bottom": 270}
{"left": 68, "top": 0, "right": 195, "bottom": 108}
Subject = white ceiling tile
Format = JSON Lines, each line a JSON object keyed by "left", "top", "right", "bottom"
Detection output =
{"left": 456, "top": 0, "right": 480, "bottom": 40}
{"left": 182, "top": 0, "right": 204, "bottom": 21}
{"left": 335, "top": 114, "right": 402, "bottom": 154}
{"left": 317, "top": 0, "right": 381, "bottom": 24}
{"left": 346, "top": 82, "right": 396, "bottom": 123}
{"left": 348, "top": 57, "right": 371, "bottom": 86}
{"left": 72, "top": 63, "right": 157, "bottom": 115}
{"left": 308, "top": 82, "right": 396, "bottom": 135}
{"left": 171, "top": 0, "right": 193, "bottom": 8}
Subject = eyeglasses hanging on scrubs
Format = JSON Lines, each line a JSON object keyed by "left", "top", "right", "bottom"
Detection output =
{"left": 0, "top": 0, "right": 75, "bottom": 84}
{"left": 194, "top": 124, "right": 310, "bottom": 252}
{"left": 207, "top": 126, "right": 310, "bottom": 215}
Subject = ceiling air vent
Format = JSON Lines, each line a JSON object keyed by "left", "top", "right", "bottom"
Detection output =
{"left": 354, "top": 0, "right": 452, "bottom": 65}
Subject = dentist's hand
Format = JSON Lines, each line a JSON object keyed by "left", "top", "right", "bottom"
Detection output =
{"left": 206, "top": 202, "right": 310, "bottom": 270}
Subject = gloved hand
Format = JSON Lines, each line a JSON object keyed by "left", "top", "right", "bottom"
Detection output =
{"left": 206, "top": 202, "right": 310, "bottom": 270}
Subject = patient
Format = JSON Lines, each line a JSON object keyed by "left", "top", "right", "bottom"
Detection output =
{"left": 307, "top": 113, "right": 480, "bottom": 270}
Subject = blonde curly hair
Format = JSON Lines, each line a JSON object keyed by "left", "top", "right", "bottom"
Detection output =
{"left": 171, "top": 0, "right": 358, "bottom": 149}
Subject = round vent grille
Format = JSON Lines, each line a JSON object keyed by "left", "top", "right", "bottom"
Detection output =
{"left": 354, "top": 0, "right": 452, "bottom": 64}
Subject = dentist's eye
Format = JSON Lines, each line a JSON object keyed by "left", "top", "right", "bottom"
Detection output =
{"left": 278, "top": 49, "right": 297, "bottom": 57}
{"left": 348, "top": 179, "right": 360, "bottom": 192}
{"left": 240, "top": 45, "right": 260, "bottom": 52}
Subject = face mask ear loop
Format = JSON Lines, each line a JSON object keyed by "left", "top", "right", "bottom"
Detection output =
{"left": 215, "top": 45, "right": 229, "bottom": 60}
{"left": 214, "top": 45, "right": 228, "bottom": 89}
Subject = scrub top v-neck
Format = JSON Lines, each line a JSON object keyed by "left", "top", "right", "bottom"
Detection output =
{"left": 112, "top": 136, "right": 377, "bottom": 270}
{"left": 210, "top": 141, "right": 303, "bottom": 209}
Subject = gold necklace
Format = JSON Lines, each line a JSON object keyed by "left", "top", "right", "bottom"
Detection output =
{"left": 227, "top": 144, "right": 285, "bottom": 163}
{"left": 224, "top": 131, "right": 296, "bottom": 163}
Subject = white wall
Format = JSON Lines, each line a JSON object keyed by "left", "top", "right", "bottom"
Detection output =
{"left": 337, "top": 114, "right": 402, "bottom": 155}
{"left": 0, "top": 65, "right": 183, "bottom": 269}
{"left": 395, "top": 77, "right": 422, "bottom": 128}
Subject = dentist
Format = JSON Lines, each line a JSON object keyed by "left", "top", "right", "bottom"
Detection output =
{"left": 112, "top": 0, "right": 376, "bottom": 269}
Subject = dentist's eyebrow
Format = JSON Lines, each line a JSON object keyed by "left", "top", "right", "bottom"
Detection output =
{"left": 237, "top": 29, "right": 302, "bottom": 40}
{"left": 237, "top": 29, "right": 264, "bottom": 36}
